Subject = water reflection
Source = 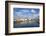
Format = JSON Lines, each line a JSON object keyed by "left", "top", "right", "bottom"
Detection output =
{"left": 14, "top": 19, "right": 39, "bottom": 28}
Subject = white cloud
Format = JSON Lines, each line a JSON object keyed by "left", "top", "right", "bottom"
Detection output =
{"left": 19, "top": 10, "right": 29, "bottom": 12}
{"left": 31, "top": 9, "right": 36, "bottom": 13}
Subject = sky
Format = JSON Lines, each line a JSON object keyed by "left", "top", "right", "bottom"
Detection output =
{"left": 13, "top": 8, "right": 40, "bottom": 19}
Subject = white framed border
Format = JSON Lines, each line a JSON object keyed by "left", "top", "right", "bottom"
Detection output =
{"left": 8, "top": 3, "right": 43, "bottom": 33}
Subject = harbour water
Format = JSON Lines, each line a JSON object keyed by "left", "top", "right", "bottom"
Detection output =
{"left": 14, "top": 20, "right": 39, "bottom": 28}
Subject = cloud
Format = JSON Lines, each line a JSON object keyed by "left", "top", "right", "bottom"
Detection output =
{"left": 14, "top": 8, "right": 39, "bottom": 19}
{"left": 31, "top": 9, "right": 36, "bottom": 13}
{"left": 19, "top": 10, "right": 30, "bottom": 13}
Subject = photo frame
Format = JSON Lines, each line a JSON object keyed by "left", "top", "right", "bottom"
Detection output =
{"left": 5, "top": 1, "right": 45, "bottom": 35}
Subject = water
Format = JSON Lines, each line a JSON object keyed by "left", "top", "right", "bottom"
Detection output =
{"left": 14, "top": 20, "right": 39, "bottom": 28}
